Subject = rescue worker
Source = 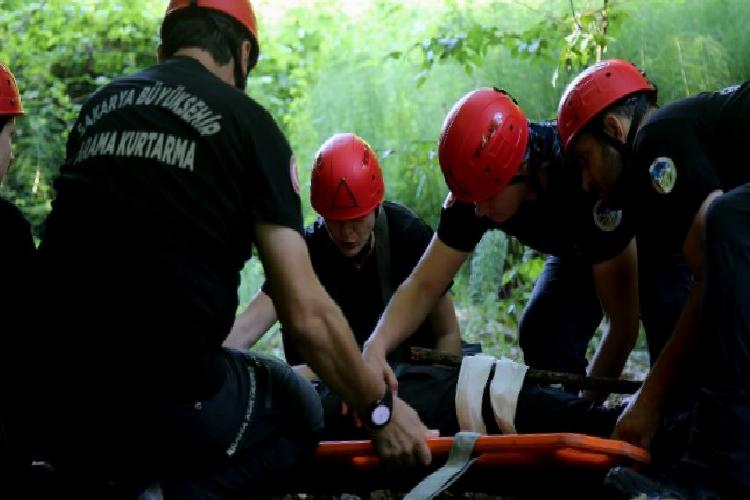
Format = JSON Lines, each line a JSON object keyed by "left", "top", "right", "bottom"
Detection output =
{"left": 34, "top": 1, "right": 430, "bottom": 497}
{"left": 226, "top": 133, "right": 630, "bottom": 446}
{"left": 363, "top": 87, "right": 689, "bottom": 402}
{"left": 0, "top": 63, "right": 34, "bottom": 494}
{"left": 224, "top": 132, "right": 462, "bottom": 363}
{"left": 558, "top": 58, "right": 750, "bottom": 497}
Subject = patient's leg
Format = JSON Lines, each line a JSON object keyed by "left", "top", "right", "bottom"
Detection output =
{"left": 315, "top": 363, "right": 621, "bottom": 439}
{"left": 515, "top": 382, "right": 622, "bottom": 437}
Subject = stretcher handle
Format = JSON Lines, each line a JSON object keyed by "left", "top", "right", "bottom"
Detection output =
{"left": 315, "top": 433, "right": 650, "bottom": 464}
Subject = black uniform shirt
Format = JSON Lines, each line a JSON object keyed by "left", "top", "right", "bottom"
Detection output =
{"left": 268, "top": 201, "right": 440, "bottom": 365}
{"left": 629, "top": 81, "right": 750, "bottom": 256}
{"left": 0, "top": 197, "right": 35, "bottom": 343}
{"left": 438, "top": 121, "right": 634, "bottom": 263}
{"left": 39, "top": 57, "right": 302, "bottom": 396}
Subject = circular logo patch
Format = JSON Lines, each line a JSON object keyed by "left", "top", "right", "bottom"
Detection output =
{"left": 289, "top": 156, "right": 300, "bottom": 194}
{"left": 593, "top": 199, "right": 623, "bottom": 232}
{"left": 649, "top": 157, "right": 677, "bottom": 194}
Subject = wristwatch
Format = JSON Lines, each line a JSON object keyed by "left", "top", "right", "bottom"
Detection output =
{"left": 365, "top": 385, "right": 393, "bottom": 429}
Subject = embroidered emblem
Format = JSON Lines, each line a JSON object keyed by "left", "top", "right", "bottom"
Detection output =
{"left": 593, "top": 199, "right": 623, "bottom": 232}
{"left": 649, "top": 157, "right": 677, "bottom": 194}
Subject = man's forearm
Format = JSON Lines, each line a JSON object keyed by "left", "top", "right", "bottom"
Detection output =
{"left": 434, "top": 332, "right": 462, "bottom": 356}
{"left": 589, "top": 239, "right": 640, "bottom": 394}
{"left": 223, "top": 290, "right": 277, "bottom": 350}
{"left": 367, "top": 236, "right": 468, "bottom": 358}
{"left": 585, "top": 322, "right": 638, "bottom": 401}
{"left": 637, "top": 281, "right": 702, "bottom": 411}
{"left": 588, "top": 321, "right": 638, "bottom": 379}
{"left": 288, "top": 297, "right": 385, "bottom": 414}
{"left": 428, "top": 293, "right": 462, "bottom": 356}
{"left": 366, "top": 276, "right": 442, "bottom": 356}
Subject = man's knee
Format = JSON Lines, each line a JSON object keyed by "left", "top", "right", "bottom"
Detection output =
{"left": 252, "top": 353, "right": 324, "bottom": 436}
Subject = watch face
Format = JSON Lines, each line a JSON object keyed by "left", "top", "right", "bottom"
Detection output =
{"left": 372, "top": 405, "right": 391, "bottom": 426}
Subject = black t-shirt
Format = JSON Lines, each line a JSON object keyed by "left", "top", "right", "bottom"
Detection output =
{"left": 438, "top": 121, "right": 634, "bottom": 263}
{"left": 38, "top": 57, "right": 302, "bottom": 399}
{"left": 0, "top": 197, "right": 35, "bottom": 351}
{"left": 0, "top": 197, "right": 34, "bottom": 484}
{"left": 629, "top": 81, "right": 750, "bottom": 256}
{"left": 268, "top": 201, "right": 440, "bottom": 365}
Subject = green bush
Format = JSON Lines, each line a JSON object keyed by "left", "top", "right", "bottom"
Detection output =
{"left": 4, "top": 0, "right": 748, "bottom": 359}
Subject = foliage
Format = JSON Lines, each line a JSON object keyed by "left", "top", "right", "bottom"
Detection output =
{"left": 390, "top": 0, "right": 626, "bottom": 88}
{"left": 0, "top": 0, "right": 160, "bottom": 235}
{"left": 4, "top": 0, "right": 750, "bottom": 360}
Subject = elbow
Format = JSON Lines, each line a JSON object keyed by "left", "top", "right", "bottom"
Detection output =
{"left": 405, "top": 273, "right": 445, "bottom": 304}
{"left": 282, "top": 301, "right": 334, "bottom": 355}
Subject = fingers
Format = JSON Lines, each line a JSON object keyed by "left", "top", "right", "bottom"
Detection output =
{"left": 372, "top": 398, "right": 433, "bottom": 468}
{"left": 612, "top": 418, "right": 651, "bottom": 449}
{"left": 385, "top": 438, "right": 431, "bottom": 467}
{"left": 415, "top": 438, "right": 432, "bottom": 466}
{"left": 384, "top": 364, "right": 399, "bottom": 394}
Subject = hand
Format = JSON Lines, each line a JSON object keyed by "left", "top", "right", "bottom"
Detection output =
{"left": 371, "top": 396, "right": 432, "bottom": 467}
{"left": 362, "top": 342, "right": 398, "bottom": 394}
{"left": 611, "top": 391, "right": 661, "bottom": 449}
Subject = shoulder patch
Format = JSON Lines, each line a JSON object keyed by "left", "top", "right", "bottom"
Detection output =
{"left": 443, "top": 192, "right": 456, "bottom": 209}
{"left": 649, "top": 157, "right": 677, "bottom": 194}
{"left": 290, "top": 156, "right": 301, "bottom": 194}
{"left": 593, "top": 199, "right": 623, "bottom": 232}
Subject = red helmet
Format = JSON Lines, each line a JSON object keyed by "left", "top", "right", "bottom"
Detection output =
{"left": 0, "top": 64, "right": 23, "bottom": 117}
{"left": 557, "top": 59, "right": 655, "bottom": 154}
{"left": 311, "top": 133, "right": 385, "bottom": 221}
{"left": 438, "top": 87, "right": 529, "bottom": 203}
{"left": 163, "top": 0, "right": 260, "bottom": 70}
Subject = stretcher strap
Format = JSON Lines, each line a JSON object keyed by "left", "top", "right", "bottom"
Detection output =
{"left": 404, "top": 432, "right": 481, "bottom": 500}
{"left": 456, "top": 354, "right": 494, "bottom": 432}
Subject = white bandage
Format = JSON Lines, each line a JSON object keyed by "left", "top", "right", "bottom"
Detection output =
{"left": 489, "top": 358, "right": 528, "bottom": 434}
{"left": 455, "top": 355, "right": 528, "bottom": 434}
{"left": 455, "top": 354, "right": 495, "bottom": 433}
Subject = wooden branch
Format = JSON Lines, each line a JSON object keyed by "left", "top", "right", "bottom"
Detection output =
{"left": 410, "top": 347, "right": 642, "bottom": 395}
{"left": 569, "top": 0, "right": 584, "bottom": 31}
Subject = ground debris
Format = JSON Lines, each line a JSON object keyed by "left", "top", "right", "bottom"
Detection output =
{"left": 264, "top": 492, "right": 515, "bottom": 499}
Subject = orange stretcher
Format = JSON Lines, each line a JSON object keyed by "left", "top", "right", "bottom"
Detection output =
{"left": 315, "top": 433, "right": 650, "bottom": 470}
{"left": 273, "top": 434, "right": 650, "bottom": 496}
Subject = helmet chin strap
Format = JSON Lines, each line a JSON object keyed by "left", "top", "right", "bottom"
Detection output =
{"left": 232, "top": 47, "right": 248, "bottom": 91}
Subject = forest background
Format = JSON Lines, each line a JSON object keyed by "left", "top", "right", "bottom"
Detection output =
{"left": 2, "top": 0, "right": 747, "bottom": 369}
